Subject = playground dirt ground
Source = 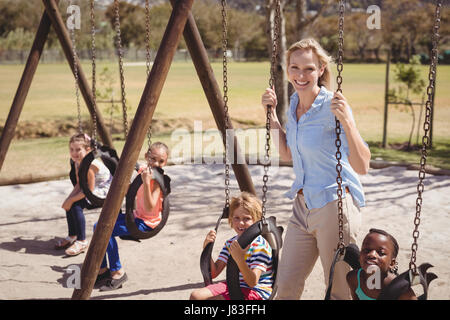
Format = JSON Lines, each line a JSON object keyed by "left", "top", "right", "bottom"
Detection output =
{"left": 0, "top": 164, "right": 449, "bottom": 300}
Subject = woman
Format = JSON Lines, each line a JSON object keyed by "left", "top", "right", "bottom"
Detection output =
{"left": 261, "top": 38, "right": 371, "bottom": 300}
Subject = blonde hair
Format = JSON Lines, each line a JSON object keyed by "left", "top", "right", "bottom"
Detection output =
{"left": 69, "top": 133, "right": 92, "bottom": 150}
{"left": 149, "top": 141, "right": 169, "bottom": 156}
{"left": 286, "top": 38, "right": 333, "bottom": 90}
{"left": 228, "top": 192, "right": 262, "bottom": 227}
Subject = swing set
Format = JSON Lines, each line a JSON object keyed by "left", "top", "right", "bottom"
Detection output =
{"left": 325, "top": 0, "right": 441, "bottom": 300}
{"left": 199, "top": 0, "right": 284, "bottom": 300}
{"left": 0, "top": 0, "right": 255, "bottom": 300}
{"left": 0, "top": 0, "right": 442, "bottom": 300}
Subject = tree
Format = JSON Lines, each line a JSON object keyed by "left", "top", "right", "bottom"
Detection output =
{"left": 265, "top": 0, "right": 288, "bottom": 126}
{"left": 264, "top": 0, "right": 334, "bottom": 126}
{"left": 388, "top": 55, "right": 426, "bottom": 150}
{"left": 345, "top": 12, "right": 384, "bottom": 62}
{"left": 290, "top": 0, "right": 334, "bottom": 40}
{"left": 0, "top": 0, "right": 42, "bottom": 37}
{"left": 382, "top": 0, "right": 437, "bottom": 62}
{"left": 0, "top": 28, "right": 34, "bottom": 51}
{"left": 192, "top": 0, "right": 266, "bottom": 57}
{"left": 105, "top": 1, "right": 148, "bottom": 48}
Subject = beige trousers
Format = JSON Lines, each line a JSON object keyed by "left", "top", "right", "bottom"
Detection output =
{"left": 275, "top": 193, "right": 361, "bottom": 300}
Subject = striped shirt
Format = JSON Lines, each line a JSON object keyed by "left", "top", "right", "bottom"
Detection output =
{"left": 218, "top": 235, "right": 273, "bottom": 299}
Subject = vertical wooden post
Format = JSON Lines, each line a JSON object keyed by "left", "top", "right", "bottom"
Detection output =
{"left": 0, "top": 7, "right": 54, "bottom": 171}
{"left": 71, "top": 0, "right": 194, "bottom": 300}
{"left": 382, "top": 48, "right": 391, "bottom": 148}
{"left": 174, "top": 0, "right": 255, "bottom": 195}
{"left": 42, "top": 0, "right": 113, "bottom": 147}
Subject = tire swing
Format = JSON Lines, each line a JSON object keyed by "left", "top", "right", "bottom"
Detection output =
{"left": 77, "top": 0, "right": 121, "bottom": 208}
{"left": 200, "top": 0, "right": 284, "bottom": 300}
{"left": 325, "top": 0, "right": 440, "bottom": 301}
{"left": 78, "top": 144, "right": 119, "bottom": 208}
{"left": 121, "top": 0, "right": 172, "bottom": 242}
{"left": 198, "top": 0, "right": 233, "bottom": 287}
{"left": 123, "top": 167, "right": 171, "bottom": 241}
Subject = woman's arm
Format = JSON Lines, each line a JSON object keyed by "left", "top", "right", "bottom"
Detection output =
{"left": 262, "top": 87, "right": 292, "bottom": 162}
{"left": 331, "top": 92, "right": 371, "bottom": 175}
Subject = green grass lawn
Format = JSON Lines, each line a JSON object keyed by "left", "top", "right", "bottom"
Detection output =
{"left": 1, "top": 61, "right": 449, "bottom": 183}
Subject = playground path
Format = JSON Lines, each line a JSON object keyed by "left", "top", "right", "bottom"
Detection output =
{"left": 0, "top": 164, "right": 449, "bottom": 300}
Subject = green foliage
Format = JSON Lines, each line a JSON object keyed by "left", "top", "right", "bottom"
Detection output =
{"left": 390, "top": 55, "right": 426, "bottom": 104}
{"left": 368, "top": 139, "right": 450, "bottom": 170}
{"left": 388, "top": 55, "right": 427, "bottom": 150}
{"left": 191, "top": 0, "right": 266, "bottom": 53}
{"left": 0, "top": 0, "right": 448, "bottom": 62}
{"left": 96, "top": 66, "right": 115, "bottom": 101}
{"left": 394, "top": 56, "right": 426, "bottom": 95}
{"left": 104, "top": 1, "right": 165, "bottom": 49}
{"left": 0, "top": 0, "right": 42, "bottom": 37}
{"left": 0, "top": 28, "right": 34, "bottom": 50}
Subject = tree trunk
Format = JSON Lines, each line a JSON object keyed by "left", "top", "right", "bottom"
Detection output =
{"left": 359, "top": 46, "right": 365, "bottom": 61}
{"left": 374, "top": 46, "right": 381, "bottom": 62}
{"left": 266, "top": 0, "right": 288, "bottom": 127}
{"left": 296, "top": 0, "right": 308, "bottom": 40}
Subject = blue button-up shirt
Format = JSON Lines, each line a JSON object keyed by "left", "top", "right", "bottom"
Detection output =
{"left": 284, "top": 86, "right": 366, "bottom": 209}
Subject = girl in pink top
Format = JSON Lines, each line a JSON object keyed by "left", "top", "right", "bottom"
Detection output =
{"left": 134, "top": 166, "right": 164, "bottom": 229}
{"left": 93, "top": 142, "right": 169, "bottom": 291}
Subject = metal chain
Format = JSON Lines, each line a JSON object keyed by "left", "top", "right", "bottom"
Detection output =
{"left": 261, "top": 0, "right": 281, "bottom": 222}
{"left": 409, "top": 0, "right": 442, "bottom": 275}
{"left": 90, "top": 0, "right": 98, "bottom": 150}
{"left": 336, "top": 1, "right": 345, "bottom": 94}
{"left": 145, "top": 0, "right": 151, "bottom": 78}
{"left": 335, "top": 0, "right": 345, "bottom": 252}
{"left": 145, "top": 0, "right": 152, "bottom": 165}
{"left": 221, "top": 0, "right": 230, "bottom": 209}
{"left": 69, "top": 1, "right": 83, "bottom": 133}
{"left": 114, "top": 0, "right": 128, "bottom": 140}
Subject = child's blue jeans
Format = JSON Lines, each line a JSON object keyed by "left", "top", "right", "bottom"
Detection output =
{"left": 66, "top": 199, "right": 91, "bottom": 241}
{"left": 94, "top": 212, "right": 152, "bottom": 272}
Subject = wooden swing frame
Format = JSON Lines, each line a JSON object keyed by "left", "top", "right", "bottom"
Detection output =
{"left": 0, "top": 0, "right": 256, "bottom": 300}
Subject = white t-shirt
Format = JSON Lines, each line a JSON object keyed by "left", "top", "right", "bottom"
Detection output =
{"left": 91, "top": 158, "right": 112, "bottom": 199}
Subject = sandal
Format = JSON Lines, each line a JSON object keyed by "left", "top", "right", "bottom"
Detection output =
{"left": 65, "top": 240, "right": 88, "bottom": 256}
{"left": 54, "top": 236, "right": 76, "bottom": 250}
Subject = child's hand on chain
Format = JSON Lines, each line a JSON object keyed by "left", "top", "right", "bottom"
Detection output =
{"left": 141, "top": 166, "right": 153, "bottom": 185}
